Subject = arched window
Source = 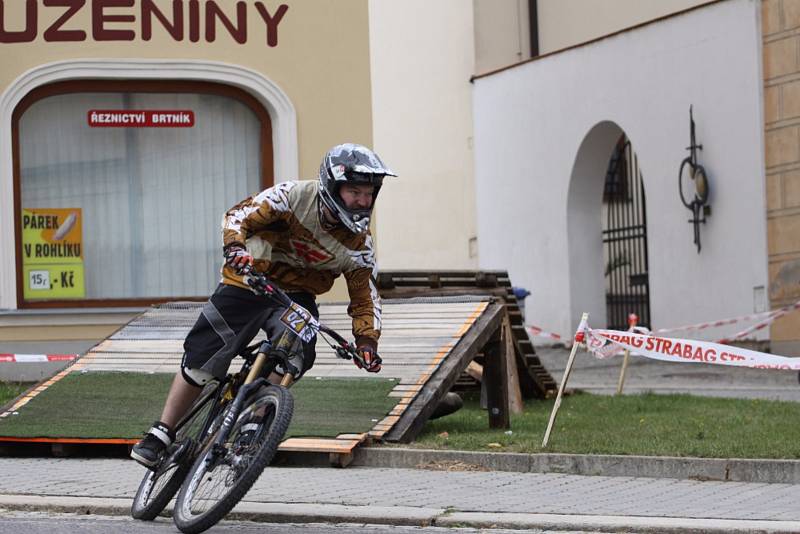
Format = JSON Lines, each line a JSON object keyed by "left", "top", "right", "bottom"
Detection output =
{"left": 13, "top": 80, "right": 273, "bottom": 307}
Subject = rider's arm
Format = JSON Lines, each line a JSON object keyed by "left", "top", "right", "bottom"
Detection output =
{"left": 221, "top": 182, "right": 296, "bottom": 250}
{"left": 344, "top": 266, "right": 381, "bottom": 351}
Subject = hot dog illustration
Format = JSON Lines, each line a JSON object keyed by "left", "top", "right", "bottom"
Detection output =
{"left": 53, "top": 212, "right": 77, "bottom": 241}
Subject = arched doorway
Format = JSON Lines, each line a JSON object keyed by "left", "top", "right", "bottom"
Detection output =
{"left": 567, "top": 121, "right": 651, "bottom": 330}
{"left": 601, "top": 135, "right": 651, "bottom": 329}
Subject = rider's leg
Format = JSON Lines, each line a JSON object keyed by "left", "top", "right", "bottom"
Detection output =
{"left": 130, "top": 369, "right": 204, "bottom": 468}
{"left": 160, "top": 370, "right": 205, "bottom": 428}
{"left": 131, "top": 284, "right": 271, "bottom": 468}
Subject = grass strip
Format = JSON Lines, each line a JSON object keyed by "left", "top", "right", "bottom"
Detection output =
{"left": 0, "top": 382, "right": 32, "bottom": 409}
{"left": 412, "top": 391, "right": 800, "bottom": 459}
{"left": 0, "top": 372, "right": 399, "bottom": 440}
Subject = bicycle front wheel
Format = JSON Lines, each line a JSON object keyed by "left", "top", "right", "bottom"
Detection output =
{"left": 131, "top": 381, "right": 219, "bottom": 521}
{"left": 173, "top": 384, "right": 293, "bottom": 534}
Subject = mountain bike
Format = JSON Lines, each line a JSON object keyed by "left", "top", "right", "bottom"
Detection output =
{"left": 130, "top": 270, "right": 378, "bottom": 534}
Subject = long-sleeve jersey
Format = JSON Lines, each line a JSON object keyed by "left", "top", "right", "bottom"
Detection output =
{"left": 221, "top": 180, "right": 381, "bottom": 346}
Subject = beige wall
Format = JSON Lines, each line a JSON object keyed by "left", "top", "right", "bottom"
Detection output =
{"left": 0, "top": 1, "right": 375, "bottom": 334}
{"left": 0, "top": 0, "right": 373, "bottom": 188}
{"left": 763, "top": 0, "right": 800, "bottom": 355}
{"left": 474, "top": 0, "right": 531, "bottom": 74}
{"left": 368, "top": 0, "right": 478, "bottom": 270}
{"left": 537, "top": 0, "right": 719, "bottom": 54}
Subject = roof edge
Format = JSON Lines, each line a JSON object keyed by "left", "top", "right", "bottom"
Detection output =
{"left": 471, "top": 0, "right": 728, "bottom": 82}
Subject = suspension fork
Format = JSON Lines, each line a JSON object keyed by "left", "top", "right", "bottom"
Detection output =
{"left": 271, "top": 330, "right": 298, "bottom": 387}
{"left": 208, "top": 329, "right": 300, "bottom": 459}
{"left": 209, "top": 340, "right": 272, "bottom": 458}
{"left": 244, "top": 340, "right": 272, "bottom": 385}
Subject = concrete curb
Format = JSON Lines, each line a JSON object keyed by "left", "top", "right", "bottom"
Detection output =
{"left": 352, "top": 447, "right": 800, "bottom": 484}
{"left": 437, "top": 512, "right": 800, "bottom": 534}
{"left": 1, "top": 494, "right": 799, "bottom": 533}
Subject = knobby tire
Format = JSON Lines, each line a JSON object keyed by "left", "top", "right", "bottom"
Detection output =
{"left": 172, "top": 384, "right": 293, "bottom": 534}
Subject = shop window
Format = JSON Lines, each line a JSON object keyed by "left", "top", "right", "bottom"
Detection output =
{"left": 14, "top": 81, "right": 272, "bottom": 307}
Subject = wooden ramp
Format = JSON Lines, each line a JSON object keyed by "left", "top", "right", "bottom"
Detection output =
{"left": 1, "top": 295, "right": 506, "bottom": 458}
{"left": 377, "top": 270, "right": 557, "bottom": 399}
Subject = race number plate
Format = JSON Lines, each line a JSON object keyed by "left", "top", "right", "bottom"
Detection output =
{"left": 279, "top": 302, "right": 316, "bottom": 343}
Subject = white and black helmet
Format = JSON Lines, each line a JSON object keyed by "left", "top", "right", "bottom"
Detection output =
{"left": 318, "top": 143, "right": 396, "bottom": 234}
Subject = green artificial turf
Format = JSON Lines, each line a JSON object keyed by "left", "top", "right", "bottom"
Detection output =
{"left": 287, "top": 377, "right": 400, "bottom": 437}
{"left": 0, "top": 372, "right": 399, "bottom": 440}
{"left": 0, "top": 373, "right": 174, "bottom": 438}
{"left": 411, "top": 390, "right": 800, "bottom": 459}
{"left": 0, "top": 382, "right": 31, "bottom": 408}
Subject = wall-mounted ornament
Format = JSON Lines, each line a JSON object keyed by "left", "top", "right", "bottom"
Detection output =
{"left": 678, "top": 106, "right": 710, "bottom": 253}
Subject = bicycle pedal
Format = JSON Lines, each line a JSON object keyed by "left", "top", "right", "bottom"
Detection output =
{"left": 155, "top": 439, "right": 193, "bottom": 474}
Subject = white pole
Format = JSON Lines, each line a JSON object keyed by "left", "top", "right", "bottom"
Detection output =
{"left": 542, "top": 312, "right": 588, "bottom": 448}
{"left": 616, "top": 313, "right": 638, "bottom": 396}
{"left": 616, "top": 349, "right": 630, "bottom": 395}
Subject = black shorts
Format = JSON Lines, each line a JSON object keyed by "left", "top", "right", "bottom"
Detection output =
{"left": 182, "top": 283, "right": 319, "bottom": 379}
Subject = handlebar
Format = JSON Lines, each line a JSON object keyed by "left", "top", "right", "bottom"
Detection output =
{"left": 240, "top": 266, "right": 381, "bottom": 370}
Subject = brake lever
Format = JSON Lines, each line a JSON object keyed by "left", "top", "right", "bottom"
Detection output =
{"left": 335, "top": 347, "right": 353, "bottom": 361}
{"left": 332, "top": 343, "right": 365, "bottom": 367}
{"left": 243, "top": 268, "right": 276, "bottom": 297}
{"left": 349, "top": 347, "right": 382, "bottom": 370}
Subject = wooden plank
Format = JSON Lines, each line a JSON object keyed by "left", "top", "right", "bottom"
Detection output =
{"left": 377, "top": 415, "right": 400, "bottom": 426}
{"left": 484, "top": 327, "right": 509, "bottom": 429}
{"left": 390, "top": 385, "right": 422, "bottom": 392}
{"left": 278, "top": 438, "right": 360, "bottom": 453}
{"left": 503, "top": 316, "right": 524, "bottom": 414}
{"left": 335, "top": 433, "right": 367, "bottom": 441}
{"left": 379, "top": 287, "right": 508, "bottom": 300}
{"left": 319, "top": 316, "right": 484, "bottom": 324}
{"left": 385, "top": 302, "right": 505, "bottom": 443}
{"left": 335, "top": 305, "right": 487, "bottom": 311}
{"left": 91, "top": 339, "right": 185, "bottom": 352}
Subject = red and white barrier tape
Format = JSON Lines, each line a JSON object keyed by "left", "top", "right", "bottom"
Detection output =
{"left": 582, "top": 326, "right": 800, "bottom": 370}
{"left": 653, "top": 300, "right": 800, "bottom": 335}
{"left": 529, "top": 301, "right": 800, "bottom": 344}
{"left": 0, "top": 354, "right": 77, "bottom": 363}
{"left": 528, "top": 326, "right": 562, "bottom": 341}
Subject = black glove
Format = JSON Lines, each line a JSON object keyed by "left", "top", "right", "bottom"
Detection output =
{"left": 224, "top": 244, "right": 254, "bottom": 274}
{"left": 354, "top": 346, "right": 382, "bottom": 373}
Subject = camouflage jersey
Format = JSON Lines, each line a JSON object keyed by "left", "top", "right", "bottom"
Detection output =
{"left": 221, "top": 180, "right": 380, "bottom": 347}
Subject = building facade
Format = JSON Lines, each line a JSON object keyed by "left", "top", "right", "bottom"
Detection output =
{"left": 475, "top": 0, "right": 800, "bottom": 354}
{"left": 3, "top": 0, "right": 794, "bottom": 356}
{"left": 0, "top": 0, "right": 482, "bottom": 344}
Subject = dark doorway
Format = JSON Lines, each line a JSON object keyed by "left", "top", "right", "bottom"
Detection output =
{"left": 602, "top": 136, "right": 651, "bottom": 330}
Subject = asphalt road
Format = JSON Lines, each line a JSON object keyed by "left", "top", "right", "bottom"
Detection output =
{"left": 0, "top": 510, "right": 597, "bottom": 534}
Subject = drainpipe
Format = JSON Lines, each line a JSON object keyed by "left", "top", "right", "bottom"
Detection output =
{"left": 529, "top": 0, "right": 539, "bottom": 57}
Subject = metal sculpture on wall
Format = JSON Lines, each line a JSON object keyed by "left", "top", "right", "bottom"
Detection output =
{"left": 678, "top": 106, "right": 710, "bottom": 253}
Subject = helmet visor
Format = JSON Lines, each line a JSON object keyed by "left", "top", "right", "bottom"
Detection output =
{"left": 344, "top": 171, "right": 384, "bottom": 187}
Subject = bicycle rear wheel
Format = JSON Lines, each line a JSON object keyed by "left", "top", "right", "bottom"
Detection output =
{"left": 131, "top": 381, "right": 220, "bottom": 521}
{"left": 173, "top": 384, "right": 293, "bottom": 534}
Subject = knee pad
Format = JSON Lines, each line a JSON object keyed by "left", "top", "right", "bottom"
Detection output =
{"left": 181, "top": 364, "right": 215, "bottom": 387}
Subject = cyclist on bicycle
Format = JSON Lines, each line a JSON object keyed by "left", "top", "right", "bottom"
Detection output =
{"left": 131, "top": 143, "right": 395, "bottom": 468}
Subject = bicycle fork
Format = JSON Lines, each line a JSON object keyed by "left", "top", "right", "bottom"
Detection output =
{"left": 208, "top": 341, "right": 272, "bottom": 462}
{"left": 208, "top": 337, "right": 294, "bottom": 463}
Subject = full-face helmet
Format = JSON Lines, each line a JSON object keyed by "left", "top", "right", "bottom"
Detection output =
{"left": 318, "top": 143, "right": 396, "bottom": 234}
